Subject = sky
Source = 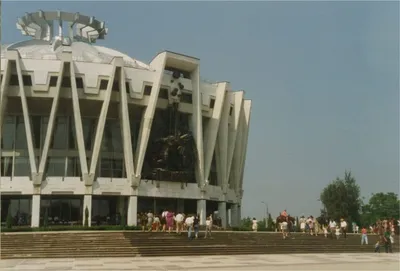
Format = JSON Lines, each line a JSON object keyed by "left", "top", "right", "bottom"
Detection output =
{"left": 2, "top": 1, "right": 399, "bottom": 220}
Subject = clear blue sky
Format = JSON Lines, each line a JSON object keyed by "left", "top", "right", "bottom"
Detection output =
{"left": 3, "top": 1, "right": 399, "bottom": 219}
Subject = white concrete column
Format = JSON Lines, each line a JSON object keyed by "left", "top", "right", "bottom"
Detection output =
{"left": 31, "top": 195, "right": 40, "bottom": 228}
{"left": 177, "top": 199, "right": 184, "bottom": 213}
{"left": 127, "top": 196, "right": 138, "bottom": 226}
{"left": 83, "top": 195, "right": 92, "bottom": 227}
{"left": 197, "top": 199, "right": 206, "bottom": 226}
{"left": 218, "top": 201, "right": 227, "bottom": 228}
{"left": 230, "top": 204, "right": 239, "bottom": 227}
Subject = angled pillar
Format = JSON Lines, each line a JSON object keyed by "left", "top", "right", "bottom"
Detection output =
{"left": 69, "top": 60, "right": 89, "bottom": 184}
{"left": 134, "top": 53, "right": 167, "bottom": 187}
{"left": 89, "top": 58, "right": 121, "bottom": 183}
{"left": 226, "top": 91, "right": 244, "bottom": 187}
{"left": 37, "top": 59, "right": 66, "bottom": 186}
{"left": 15, "top": 55, "right": 37, "bottom": 176}
{"left": 190, "top": 66, "right": 205, "bottom": 188}
{"left": 217, "top": 92, "right": 231, "bottom": 192}
{"left": 0, "top": 59, "right": 11, "bottom": 145}
{"left": 119, "top": 66, "right": 135, "bottom": 181}
{"left": 203, "top": 82, "right": 227, "bottom": 183}
{"left": 238, "top": 100, "right": 252, "bottom": 193}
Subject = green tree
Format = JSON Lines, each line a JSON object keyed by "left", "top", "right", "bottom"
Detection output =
{"left": 240, "top": 217, "right": 252, "bottom": 229}
{"left": 361, "top": 192, "right": 400, "bottom": 226}
{"left": 267, "top": 213, "right": 274, "bottom": 231}
{"left": 320, "top": 171, "right": 362, "bottom": 224}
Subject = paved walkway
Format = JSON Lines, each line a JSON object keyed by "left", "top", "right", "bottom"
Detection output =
{"left": 1, "top": 253, "right": 399, "bottom": 270}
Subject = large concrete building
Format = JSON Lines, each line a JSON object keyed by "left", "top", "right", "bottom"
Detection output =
{"left": 0, "top": 11, "right": 252, "bottom": 228}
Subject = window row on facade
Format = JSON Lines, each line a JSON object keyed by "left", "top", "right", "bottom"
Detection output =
{"left": 1, "top": 115, "right": 140, "bottom": 152}
{"left": 0, "top": 156, "right": 125, "bottom": 178}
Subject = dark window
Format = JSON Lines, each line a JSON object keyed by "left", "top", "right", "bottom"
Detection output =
{"left": 210, "top": 98, "right": 215, "bottom": 109}
{"left": 0, "top": 74, "right": 3, "bottom": 84}
{"left": 165, "top": 66, "right": 191, "bottom": 79}
{"left": 112, "top": 80, "right": 120, "bottom": 91}
{"left": 229, "top": 106, "right": 233, "bottom": 116}
{"left": 125, "top": 82, "right": 130, "bottom": 94}
{"left": 159, "top": 88, "right": 169, "bottom": 99}
{"left": 10, "top": 75, "right": 32, "bottom": 86}
{"left": 31, "top": 116, "right": 42, "bottom": 149}
{"left": 75, "top": 77, "right": 84, "bottom": 89}
{"left": 99, "top": 79, "right": 108, "bottom": 90}
{"left": 144, "top": 85, "right": 152, "bottom": 95}
{"left": 49, "top": 76, "right": 58, "bottom": 87}
{"left": 61, "top": 77, "right": 71, "bottom": 88}
{"left": 22, "top": 75, "right": 32, "bottom": 86}
{"left": 8, "top": 75, "right": 32, "bottom": 86}
{"left": 180, "top": 92, "right": 193, "bottom": 104}
{"left": 9, "top": 75, "right": 18, "bottom": 86}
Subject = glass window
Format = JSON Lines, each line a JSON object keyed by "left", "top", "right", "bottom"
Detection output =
{"left": 111, "top": 122, "right": 123, "bottom": 152}
{"left": 46, "top": 157, "right": 66, "bottom": 176}
{"left": 70, "top": 199, "right": 82, "bottom": 223}
{"left": 101, "top": 121, "right": 113, "bottom": 152}
{"left": 83, "top": 118, "right": 97, "bottom": 151}
{"left": 66, "top": 157, "right": 81, "bottom": 177}
{"left": 68, "top": 117, "right": 76, "bottom": 149}
{"left": 1, "top": 157, "right": 13, "bottom": 176}
{"left": 31, "top": 116, "right": 42, "bottom": 149}
{"left": 15, "top": 116, "right": 27, "bottom": 149}
{"left": 112, "top": 159, "right": 123, "bottom": 178}
{"left": 100, "top": 158, "right": 113, "bottom": 177}
{"left": 41, "top": 117, "right": 49, "bottom": 148}
{"left": 14, "top": 157, "right": 31, "bottom": 176}
{"left": 51, "top": 116, "right": 67, "bottom": 149}
{"left": 1, "top": 116, "right": 15, "bottom": 150}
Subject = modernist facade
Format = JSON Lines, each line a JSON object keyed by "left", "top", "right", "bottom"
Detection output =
{"left": 0, "top": 11, "right": 252, "bottom": 228}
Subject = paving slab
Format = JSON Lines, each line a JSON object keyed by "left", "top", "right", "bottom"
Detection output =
{"left": 0, "top": 253, "right": 399, "bottom": 270}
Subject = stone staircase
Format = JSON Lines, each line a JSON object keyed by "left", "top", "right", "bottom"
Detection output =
{"left": 1, "top": 231, "right": 399, "bottom": 259}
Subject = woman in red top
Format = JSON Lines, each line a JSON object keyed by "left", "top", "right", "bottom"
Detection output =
{"left": 361, "top": 227, "right": 368, "bottom": 245}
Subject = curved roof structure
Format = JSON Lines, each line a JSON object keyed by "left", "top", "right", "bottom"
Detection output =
{"left": 1, "top": 40, "right": 150, "bottom": 70}
{"left": 1, "top": 10, "right": 150, "bottom": 70}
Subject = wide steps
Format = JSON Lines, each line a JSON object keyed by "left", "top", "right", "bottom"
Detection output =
{"left": 1, "top": 231, "right": 398, "bottom": 259}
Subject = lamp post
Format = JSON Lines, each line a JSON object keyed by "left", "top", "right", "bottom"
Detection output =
{"left": 261, "top": 201, "right": 269, "bottom": 228}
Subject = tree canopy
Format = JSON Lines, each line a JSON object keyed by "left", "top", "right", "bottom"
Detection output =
{"left": 320, "top": 171, "right": 362, "bottom": 224}
{"left": 361, "top": 192, "right": 400, "bottom": 226}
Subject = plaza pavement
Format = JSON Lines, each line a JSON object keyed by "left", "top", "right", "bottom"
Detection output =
{"left": 1, "top": 253, "right": 399, "bottom": 270}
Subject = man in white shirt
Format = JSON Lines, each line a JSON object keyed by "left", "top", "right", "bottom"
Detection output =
{"left": 340, "top": 218, "right": 348, "bottom": 239}
{"left": 161, "top": 210, "right": 168, "bottom": 232}
{"left": 329, "top": 220, "right": 336, "bottom": 239}
{"left": 147, "top": 211, "right": 154, "bottom": 232}
{"left": 185, "top": 215, "right": 194, "bottom": 239}
{"left": 175, "top": 212, "right": 184, "bottom": 234}
{"left": 204, "top": 214, "right": 213, "bottom": 239}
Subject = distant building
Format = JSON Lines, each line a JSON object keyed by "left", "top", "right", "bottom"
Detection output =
{"left": 0, "top": 10, "right": 252, "bottom": 228}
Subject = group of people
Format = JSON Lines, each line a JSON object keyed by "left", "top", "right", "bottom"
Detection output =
{"left": 137, "top": 210, "right": 214, "bottom": 239}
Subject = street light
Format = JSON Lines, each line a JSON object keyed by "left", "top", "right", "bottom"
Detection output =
{"left": 261, "top": 201, "right": 269, "bottom": 228}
